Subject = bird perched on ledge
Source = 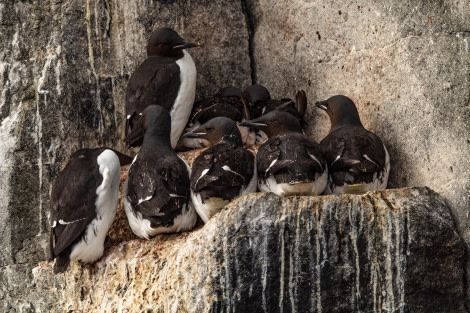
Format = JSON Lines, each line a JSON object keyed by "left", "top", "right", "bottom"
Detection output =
{"left": 240, "top": 110, "right": 327, "bottom": 196}
{"left": 242, "top": 84, "right": 307, "bottom": 126}
{"left": 50, "top": 147, "right": 133, "bottom": 273}
{"left": 241, "top": 84, "right": 307, "bottom": 144}
{"left": 124, "top": 105, "right": 196, "bottom": 239}
{"left": 316, "top": 95, "right": 390, "bottom": 194}
{"left": 125, "top": 27, "right": 197, "bottom": 149}
{"left": 182, "top": 117, "right": 257, "bottom": 223}
{"left": 176, "top": 86, "right": 246, "bottom": 151}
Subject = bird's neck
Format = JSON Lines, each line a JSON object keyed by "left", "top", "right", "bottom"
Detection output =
{"left": 142, "top": 130, "right": 173, "bottom": 152}
{"left": 330, "top": 118, "right": 363, "bottom": 132}
{"left": 330, "top": 111, "right": 363, "bottom": 132}
{"left": 147, "top": 49, "right": 184, "bottom": 60}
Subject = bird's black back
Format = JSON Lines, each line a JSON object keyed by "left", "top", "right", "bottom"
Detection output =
{"left": 257, "top": 133, "right": 325, "bottom": 184}
{"left": 191, "top": 143, "right": 254, "bottom": 201}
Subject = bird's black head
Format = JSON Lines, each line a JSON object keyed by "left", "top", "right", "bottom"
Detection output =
{"left": 241, "top": 84, "right": 272, "bottom": 120}
{"left": 182, "top": 117, "right": 242, "bottom": 146}
{"left": 242, "top": 84, "right": 271, "bottom": 107}
{"left": 147, "top": 28, "right": 198, "bottom": 57}
{"left": 315, "top": 95, "right": 363, "bottom": 130}
{"left": 239, "top": 110, "right": 303, "bottom": 138}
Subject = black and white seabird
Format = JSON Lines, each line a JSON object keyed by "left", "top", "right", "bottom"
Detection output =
{"left": 241, "top": 84, "right": 307, "bottom": 144}
{"left": 190, "top": 87, "right": 245, "bottom": 125}
{"left": 315, "top": 95, "right": 390, "bottom": 194}
{"left": 125, "top": 27, "right": 197, "bottom": 148}
{"left": 124, "top": 105, "right": 196, "bottom": 239}
{"left": 241, "top": 84, "right": 271, "bottom": 120}
{"left": 182, "top": 117, "right": 257, "bottom": 223}
{"left": 50, "top": 147, "right": 133, "bottom": 273}
{"left": 240, "top": 110, "right": 327, "bottom": 196}
{"left": 176, "top": 86, "right": 247, "bottom": 151}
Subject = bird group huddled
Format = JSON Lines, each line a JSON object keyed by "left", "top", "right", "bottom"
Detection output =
{"left": 49, "top": 27, "right": 390, "bottom": 273}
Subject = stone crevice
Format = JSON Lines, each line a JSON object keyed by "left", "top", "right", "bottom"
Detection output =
{"left": 240, "top": 0, "right": 257, "bottom": 84}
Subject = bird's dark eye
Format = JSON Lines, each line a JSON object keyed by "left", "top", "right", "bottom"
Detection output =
{"left": 206, "top": 127, "right": 214, "bottom": 132}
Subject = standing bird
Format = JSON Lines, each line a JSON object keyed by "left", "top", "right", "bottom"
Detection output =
{"left": 240, "top": 110, "right": 327, "bottom": 196}
{"left": 50, "top": 147, "right": 133, "bottom": 273}
{"left": 125, "top": 27, "right": 197, "bottom": 148}
{"left": 241, "top": 84, "right": 307, "bottom": 144}
{"left": 315, "top": 95, "right": 390, "bottom": 194}
{"left": 182, "top": 117, "right": 257, "bottom": 223}
{"left": 124, "top": 105, "right": 196, "bottom": 239}
{"left": 176, "top": 86, "right": 246, "bottom": 151}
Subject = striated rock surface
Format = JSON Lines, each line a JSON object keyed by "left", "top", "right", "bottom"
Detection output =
{"left": 1, "top": 0, "right": 470, "bottom": 311}
{"left": 0, "top": 0, "right": 250, "bottom": 267}
{"left": 2, "top": 187, "right": 465, "bottom": 312}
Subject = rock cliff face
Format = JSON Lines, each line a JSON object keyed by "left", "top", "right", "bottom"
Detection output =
{"left": 3, "top": 187, "right": 467, "bottom": 312}
{"left": 1, "top": 0, "right": 469, "bottom": 312}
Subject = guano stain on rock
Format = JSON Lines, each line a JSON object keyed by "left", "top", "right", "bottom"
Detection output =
{"left": 21, "top": 187, "right": 466, "bottom": 312}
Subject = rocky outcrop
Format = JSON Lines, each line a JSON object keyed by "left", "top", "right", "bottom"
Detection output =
{"left": 2, "top": 187, "right": 465, "bottom": 312}
{"left": 1, "top": 0, "right": 469, "bottom": 311}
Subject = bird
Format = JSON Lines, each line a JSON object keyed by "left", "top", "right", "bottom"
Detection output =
{"left": 239, "top": 110, "right": 327, "bottom": 196}
{"left": 189, "top": 87, "right": 245, "bottom": 126}
{"left": 182, "top": 117, "right": 257, "bottom": 223}
{"left": 49, "top": 147, "right": 133, "bottom": 273}
{"left": 125, "top": 27, "right": 197, "bottom": 148}
{"left": 175, "top": 86, "right": 247, "bottom": 151}
{"left": 315, "top": 95, "right": 390, "bottom": 194}
{"left": 124, "top": 105, "right": 196, "bottom": 239}
{"left": 241, "top": 84, "right": 307, "bottom": 144}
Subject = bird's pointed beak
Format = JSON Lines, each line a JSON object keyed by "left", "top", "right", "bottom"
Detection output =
{"left": 174, "top": 42, "right": 198, "bottom": 49}
{"left": 181, "top": 131, "right": 206, "bottom": 139}
{"left": 239, "top": 120, "right": 267, "bottom": 129}
{"left": 315, "top": 101, "right": 328, "bottom": 111}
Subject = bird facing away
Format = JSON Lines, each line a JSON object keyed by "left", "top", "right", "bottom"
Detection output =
{"left": 124, "top": 105, "right": 196, "bottom": 239}
{"left": 50, "top": 147, "right": 133, "bottom": 273}
{"left": 176, "top": 86, "right": 247, "bottom": 151}
{"left": 241, "top": 84, "right": 307, "bottom": 144}
{"left": 182, "top": 117, "right": 257, "bottom": 223}
{"left": 315, "top": 95, "right": 390, "bottom": 194}
{"left": 125, "top": 27, "right": 197, "bottom": 148}
{"left": 239, "top": 110, "right": 327, "bottom": 196}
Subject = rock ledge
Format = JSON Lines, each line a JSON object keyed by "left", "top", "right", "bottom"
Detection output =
{"left": 3, "top": 187, "right": 464, "bottom": 313}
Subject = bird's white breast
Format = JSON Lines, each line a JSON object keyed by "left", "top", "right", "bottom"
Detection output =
{"left": 259, "top": 170, "right": 327, "bottom": 197}
{"left": 191, "top": 190, "right": 230, "bottom": 223}
{"left": 170, "top": 50, "right": 197, "bottom": 148}
{"left": 69, "top": 149, "right": 120, "bottom": 263}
